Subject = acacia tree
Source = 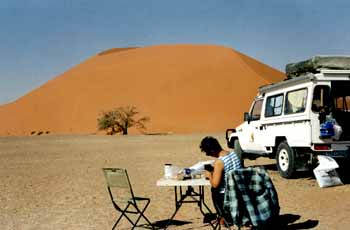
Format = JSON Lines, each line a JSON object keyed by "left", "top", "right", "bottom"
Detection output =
{"left": 97, "top": 106, "right": 150, "bottom": 135}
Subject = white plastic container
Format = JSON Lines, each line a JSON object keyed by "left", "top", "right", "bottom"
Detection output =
{"left": 164, "top": 164, "right": 173, "bottom": 179}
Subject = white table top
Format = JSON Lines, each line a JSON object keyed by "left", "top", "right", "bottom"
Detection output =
{"left": 156, "top": 177, "right": 211, "bottom": 187}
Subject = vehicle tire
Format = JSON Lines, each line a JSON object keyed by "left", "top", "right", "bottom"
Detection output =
{"left": 276, "top": 141, "right": 295, "bottom": 178}
{"left": 234, "top": 139, "right": 245, "bottom": 167}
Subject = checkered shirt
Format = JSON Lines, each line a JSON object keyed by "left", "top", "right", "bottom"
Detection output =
{"left": 223, "top": 167, "right": 280, "bottom": 227}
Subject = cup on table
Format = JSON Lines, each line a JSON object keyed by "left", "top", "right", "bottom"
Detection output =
{"left": 164, "top": 163, "right": 173, "bottom": 179}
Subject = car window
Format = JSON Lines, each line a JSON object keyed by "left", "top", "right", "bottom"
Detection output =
{"left": 330, "top": 82, "right": 350, "bottom": 112}
{"left": 265, "top": 94, "right": 283, "bottom": 117}
{"left": 312, "top": 85, "right": 331, "bottom": 113}
{"left": 285, "top": 88, "right": 308, "bottom": 114}
{"left": 251, "top": 100, "right": 263, "bottom": 121}
{"left": 334, "top": 96, "right": 350, "bottom": 111}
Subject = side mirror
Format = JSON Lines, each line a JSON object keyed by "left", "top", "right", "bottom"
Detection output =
{"left": 243, "top": 112, "right": 250, "bottom": 123}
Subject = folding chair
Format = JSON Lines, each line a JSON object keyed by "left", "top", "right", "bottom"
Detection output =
{"left": 102, "top": 168, "right": 155, "bottom": 229}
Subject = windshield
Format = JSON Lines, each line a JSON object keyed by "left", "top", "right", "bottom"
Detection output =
{"left": 251, "top": 99, "right": 263, "bottom": 121}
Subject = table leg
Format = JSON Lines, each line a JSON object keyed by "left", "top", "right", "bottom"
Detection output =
{"left": 198, "top": 186, "right": 221, "bottom": 230}
{"left": 164, "top": 185, "right": 219, "bottom": 230}
{"left": 199, "top": 186, "right": 214, "bottom": 214}
{"left": 163, "top": 186, "right": 184, "bottom": 229}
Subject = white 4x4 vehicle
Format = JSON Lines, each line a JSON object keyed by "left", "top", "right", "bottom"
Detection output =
{"left": 226, "top": 56, "right": 350, "bottom": 178}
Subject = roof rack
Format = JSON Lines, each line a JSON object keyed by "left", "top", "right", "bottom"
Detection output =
{"left": 259, "top": 73, "right": 315, "bottom": 94}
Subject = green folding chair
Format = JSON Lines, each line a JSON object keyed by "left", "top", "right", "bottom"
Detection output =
{"left": 102, "top": 168, "right": 155, "bottom": 229}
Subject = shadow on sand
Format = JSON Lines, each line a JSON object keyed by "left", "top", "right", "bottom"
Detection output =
{"left": 250, "top": 163, "right": 315, "bottom": 179}
{"left": 116, "top": 219, "right": 192, "bottom": 230}
{"left": 150, "top": 214, "right": 318, "bottom": 230}
{"left": 271, "top": 214, "right": 319, "bottom": 230}
{"left": 251, "top": 161, "right": 350, "bottom": 183}
{"left": 151, "top": 219, "right": 192, "bottom": 229}
{"left": 336, "top": 160, "right": 350, "bottom": 184}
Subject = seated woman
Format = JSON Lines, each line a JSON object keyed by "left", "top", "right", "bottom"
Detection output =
{"left": 199, "top": 136, "right": 242, "bottom": 227}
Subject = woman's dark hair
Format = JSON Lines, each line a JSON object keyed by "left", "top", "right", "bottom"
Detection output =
{"left": 199, "top": 136, "right": 222, "bottom": 156}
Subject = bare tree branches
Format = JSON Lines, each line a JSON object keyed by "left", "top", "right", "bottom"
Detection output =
{"left": 97, "top": 106, "right": 150, "bottom": 135}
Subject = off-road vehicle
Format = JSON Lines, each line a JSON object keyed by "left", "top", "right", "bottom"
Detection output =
{"left": 226, "top": 56, "right": 350, "bottom": 178}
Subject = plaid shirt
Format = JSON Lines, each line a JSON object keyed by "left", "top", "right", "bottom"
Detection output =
{"left": 223, "top": 167, "right": 280, "bottom": 227}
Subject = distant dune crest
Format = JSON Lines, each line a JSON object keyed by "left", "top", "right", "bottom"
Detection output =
{"left": 98, "top": 47, "right": 139, "bottom": 56}
{"left": 0, "top": 44, "right": 285, "bottom": 136}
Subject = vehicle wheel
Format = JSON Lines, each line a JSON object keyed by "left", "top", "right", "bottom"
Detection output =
{"left": 234, "top": 139, "right": 245, "bottom": 167}
{"left": 276, "top": 141, "right": 295, "bottom": 178}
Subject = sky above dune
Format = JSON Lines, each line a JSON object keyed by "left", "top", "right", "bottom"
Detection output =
{"left": 1, "top": 0, "right": 350, "bottom": 105}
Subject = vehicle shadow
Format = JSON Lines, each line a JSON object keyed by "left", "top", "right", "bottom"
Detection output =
{"left": 337, "top": 164, "right": 350, "bottom": 184}
{"left": 255, "top": 163, "right": 277, "bottom": 171}
{"left": 250, "top": 161, "right": 350, "bottom": 182}
{"left": 249, "top": 163, "right": 315, "bottom": 179}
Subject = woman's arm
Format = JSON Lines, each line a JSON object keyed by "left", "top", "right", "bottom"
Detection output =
{"left": 207, "top": 159, "right": 224, "bottom": 188}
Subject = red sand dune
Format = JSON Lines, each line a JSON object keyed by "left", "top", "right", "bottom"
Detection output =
{"left": 0, "top": 44, "right": 285, "bottom": 136}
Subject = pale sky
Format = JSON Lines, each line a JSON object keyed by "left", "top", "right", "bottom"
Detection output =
{"left": 1, "top": 0, "right": 350, "bottom": 105}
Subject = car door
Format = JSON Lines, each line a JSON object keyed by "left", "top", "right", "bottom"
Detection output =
{"left": 243, "top": 99, "right": 265, "bottom": 153}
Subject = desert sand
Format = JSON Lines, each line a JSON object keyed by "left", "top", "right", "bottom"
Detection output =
{"left": 1, "top": 133, "right": 349, "bottom": 230}
{"left": 0, "top": 45, "right": 284, "bottom": 136}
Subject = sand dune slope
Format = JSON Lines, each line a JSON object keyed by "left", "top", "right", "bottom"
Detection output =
{"left": 0, "top": 44, "right": 285, "bottom": 136}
